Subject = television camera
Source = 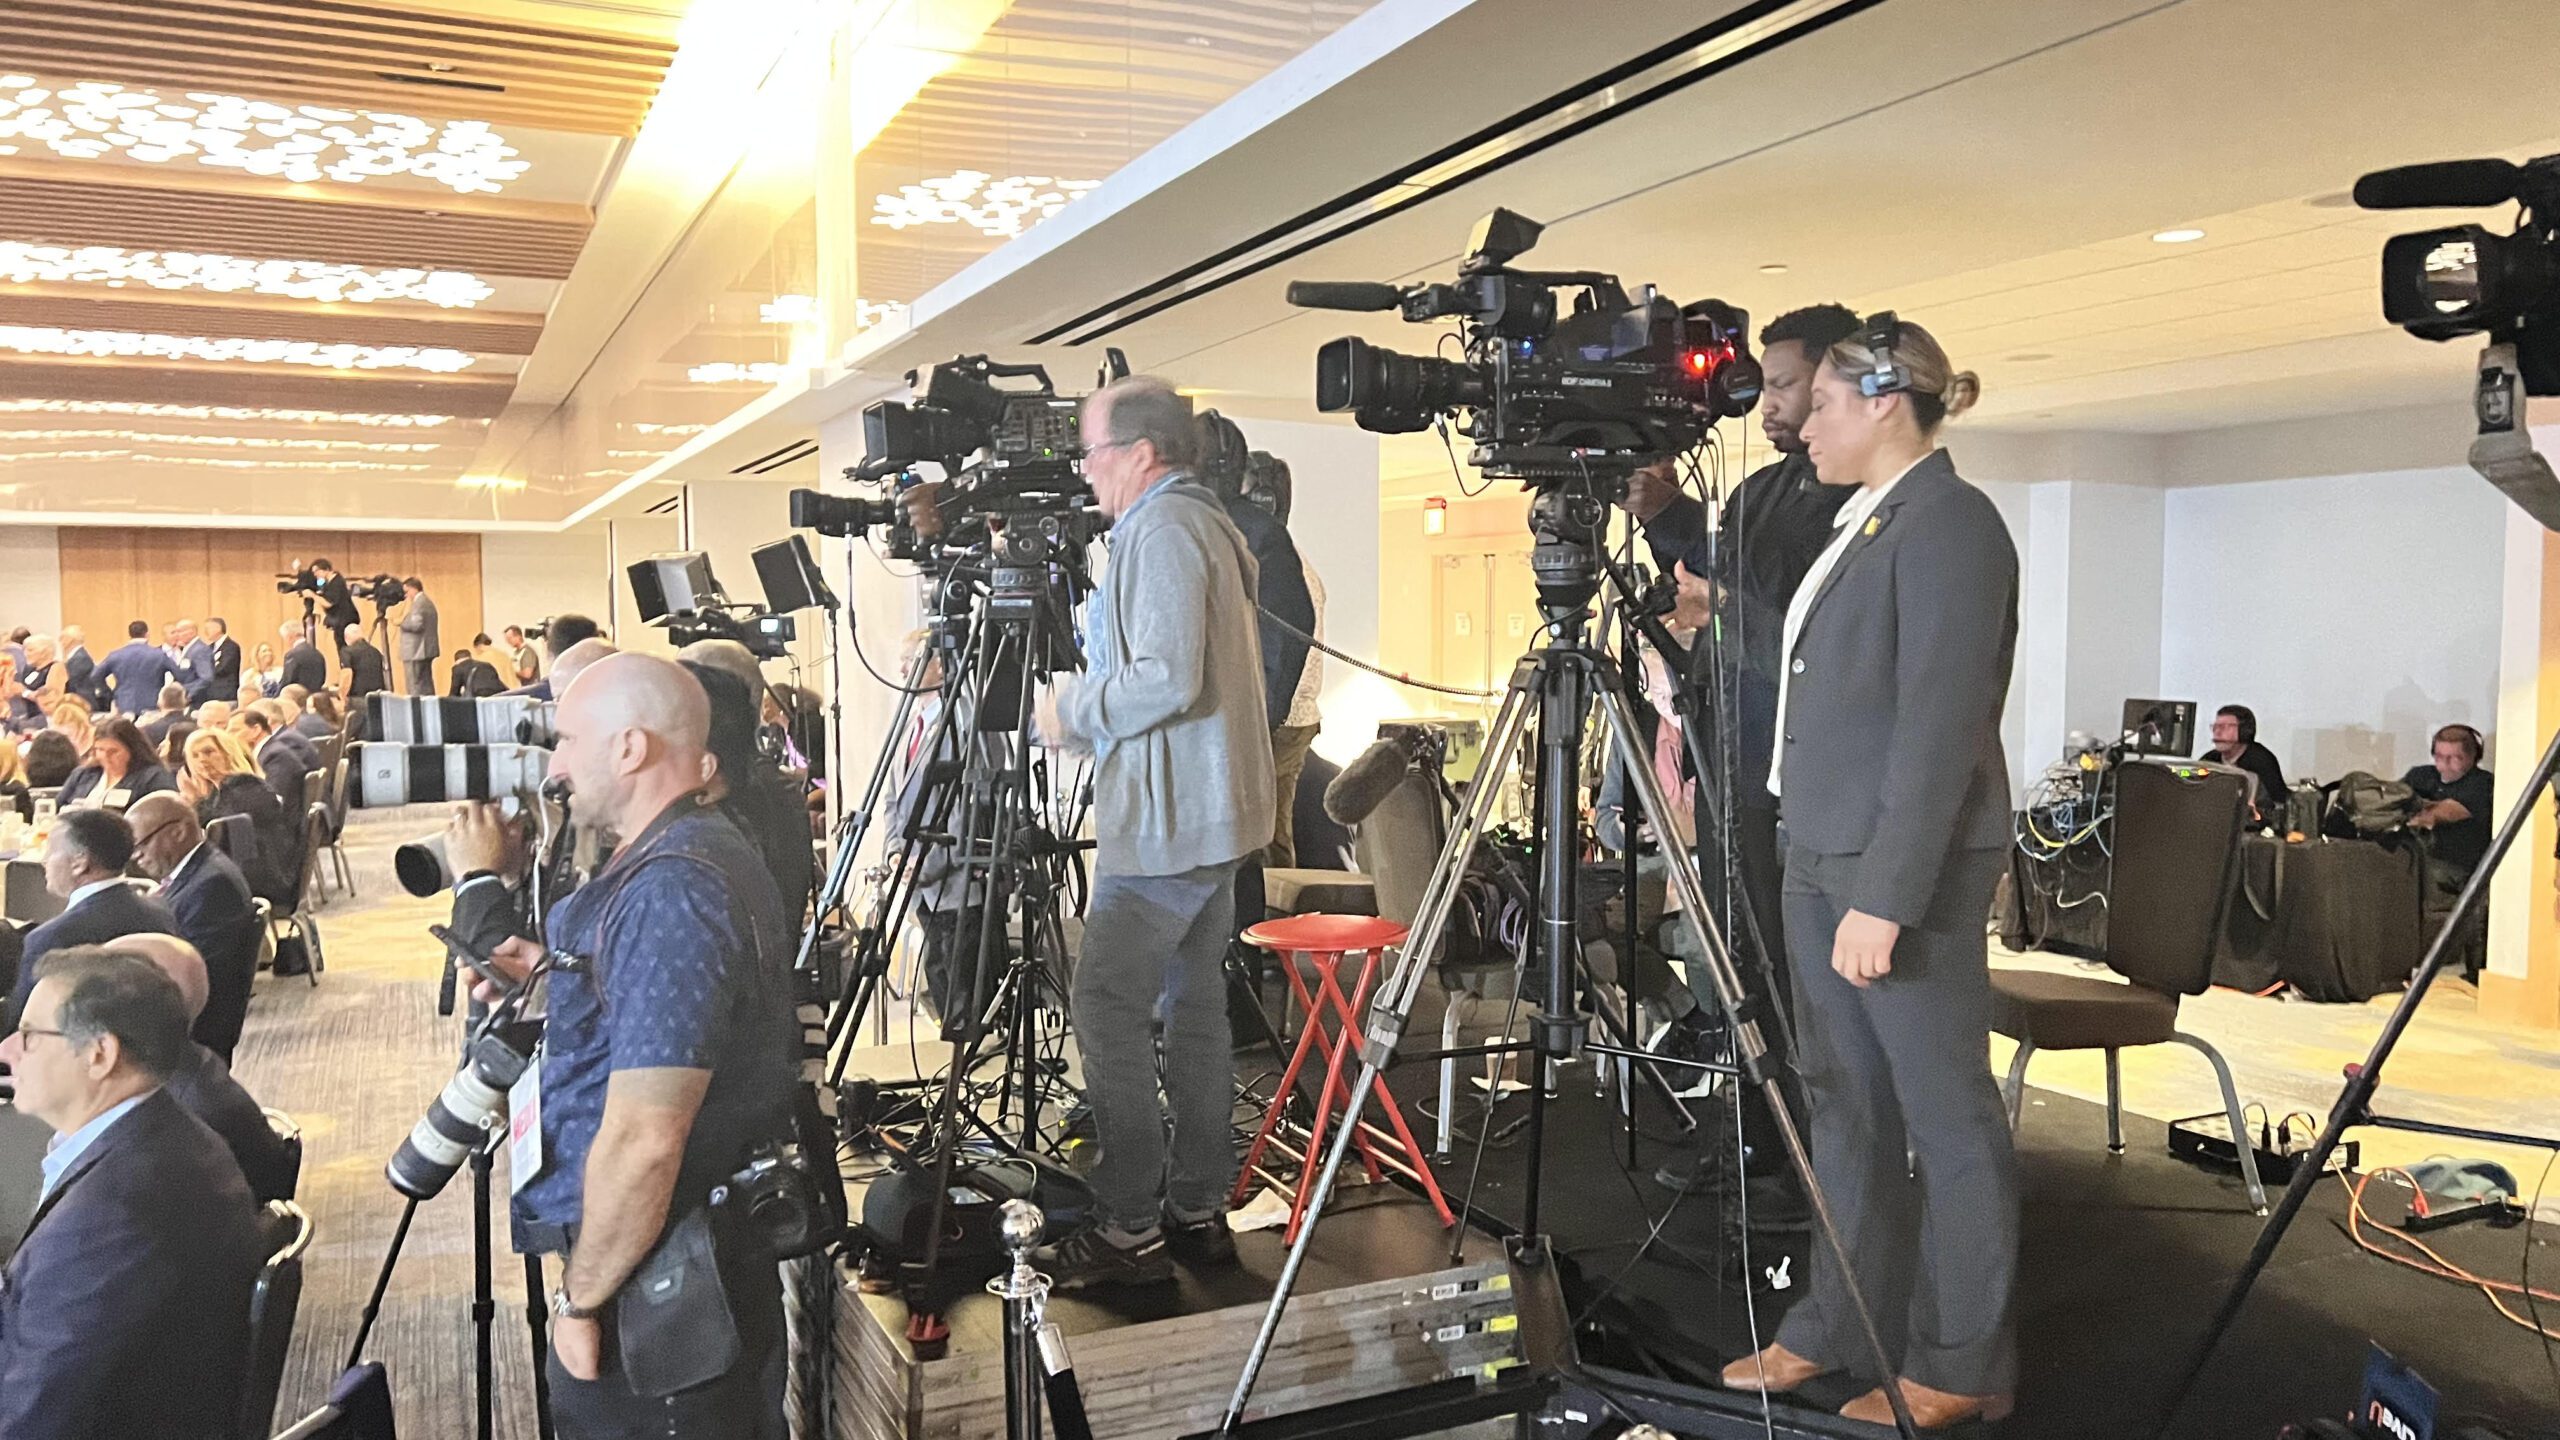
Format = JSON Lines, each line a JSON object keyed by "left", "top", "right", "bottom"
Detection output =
{"left": 1291, "top": 207, "right": 1761, "bottom": 606}
{"left": 788, "top": 354, "right": 1102, "bottom": 583}
{"left": 2358, "top": 150, "right": 2560, "bottom": 528}
{"left": 628, "top": 551, "right": 798, "bottom": 660}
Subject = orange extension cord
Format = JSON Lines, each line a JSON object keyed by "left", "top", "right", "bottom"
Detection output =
{"left": 2338, "top": 1160, "right": 2560, "bottom": 1342}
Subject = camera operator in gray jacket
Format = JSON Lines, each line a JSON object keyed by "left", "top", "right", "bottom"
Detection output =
{"left": 1035, "top": 375, "right": 1275, "bottom": 1289}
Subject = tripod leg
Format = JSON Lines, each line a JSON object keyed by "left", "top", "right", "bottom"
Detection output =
{"left": 524, "top": 1253, "right": 557, "bottom": 1440}
{"left": 345, "top": 1196, "right": 421, "bottom": 1369}
{"left": 472, "top": 1150, "right": 498, "bottom": 1440}
{"left": 2153, "top": 719, "right": 2560, "bottom": 1437}
{"left": 1221, "top": 661, "right": 1540, "bottom": 1433}
{"left": 1597, "top": 687, "right": 1921, "bottom": 1440}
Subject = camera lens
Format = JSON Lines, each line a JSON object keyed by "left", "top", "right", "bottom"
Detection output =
{"left": 1315, "top": 337, "right": 1483, "bottom": 433}
{"left": 387, "top": 1038, "right": 527, "bottom": 1200}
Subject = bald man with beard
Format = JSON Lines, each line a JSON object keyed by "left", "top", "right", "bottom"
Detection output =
{"left": 449, "top": 654, "right": 798, "bottom": 1437}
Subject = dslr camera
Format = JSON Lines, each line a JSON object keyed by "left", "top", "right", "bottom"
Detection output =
{"left": 2359, "top": 151, "right": 2560, "bottom": 528}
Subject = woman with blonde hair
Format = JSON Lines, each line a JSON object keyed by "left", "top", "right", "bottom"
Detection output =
{"left": 181, "top": 726, "right": 294, "bottom": 903}
{"left": 46, "top": 698, "right": 93, "bottom": 763}
{"left": 0, "top": 737, "right": 28, "bottom": 819}
{"left": 241, "top": 640, "right": 284, "bottom": 698}
{"left": 1719, "top": 314, "right": 2019, "bottom": 1430}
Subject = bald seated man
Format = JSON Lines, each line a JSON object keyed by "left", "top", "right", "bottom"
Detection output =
{"left": 126, "top": 793, "right": 262, "bottom": 1062}
{"left": 446, "top": 654, "right": 798, "bottom": 1436}
{"left": 107, "top": 934, "right": 296, "bottom": 1203}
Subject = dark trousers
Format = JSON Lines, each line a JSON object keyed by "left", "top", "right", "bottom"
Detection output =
{"left": 1774, "top": 844, "right": 2016, "bottom": 1397}
{"left": 1679, "top": 798, "right": 1799, "bottom": 1160}
{"left": 544, "top": 1235, "right": 786, "bottom": 1440}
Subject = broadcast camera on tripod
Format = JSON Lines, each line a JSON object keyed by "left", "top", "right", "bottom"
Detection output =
{"left": 1217, "top": 210, "right": 1933, "bottom": 1440}
{"left": 785, "top": 353, "right": 1105, "bottom": 1352}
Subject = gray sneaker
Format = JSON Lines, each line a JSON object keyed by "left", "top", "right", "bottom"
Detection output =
{"left": 1033, "top": 1224, "right": 1176, "bottom": 1290}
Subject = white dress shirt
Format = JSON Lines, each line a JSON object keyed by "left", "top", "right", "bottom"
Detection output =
{"left": 39, "top": 1093, "right": 148, "bottom": 1202}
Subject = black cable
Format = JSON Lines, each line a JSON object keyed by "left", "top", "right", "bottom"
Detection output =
{"left": 2526, "top": 1146, "right": 2560, "bottom": 1405}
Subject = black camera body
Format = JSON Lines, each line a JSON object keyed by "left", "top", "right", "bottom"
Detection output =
{"left": 792, "top": 354, "right": 1098, "bottom": 567}
{"left": 2361, "top": 152, "right": 2560, "bottom": 393}
{"left": 1293, "top": 208, "right": 1762, "bottom": 482}
{"left": 348, "top": 573, "right": 403, "bottom": 605}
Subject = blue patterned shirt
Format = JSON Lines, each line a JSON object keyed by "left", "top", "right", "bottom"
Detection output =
{"left": 511, "top": 801, "right": 799, "bottom": 1248}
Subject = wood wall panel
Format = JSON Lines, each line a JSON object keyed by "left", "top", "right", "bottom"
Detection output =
{"left": 57, "top": 528, "right": 483, "bottom": 698}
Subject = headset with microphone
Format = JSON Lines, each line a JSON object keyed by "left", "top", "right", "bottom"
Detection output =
{"left": 1857, "top": 309, "right": 1911, "bottom": 397}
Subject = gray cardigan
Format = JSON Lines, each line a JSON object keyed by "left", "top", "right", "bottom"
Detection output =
{"left": 1059, "top": 475, "right": 1276, "bottom": 877}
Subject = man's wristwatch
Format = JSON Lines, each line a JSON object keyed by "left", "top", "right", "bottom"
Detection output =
{"left": 550, "top": 1287, "right": 601, "bottom": 1321}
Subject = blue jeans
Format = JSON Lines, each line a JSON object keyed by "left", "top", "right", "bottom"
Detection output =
{"left": 1070, "top": 864, "right": 1240, "bottom": 1234}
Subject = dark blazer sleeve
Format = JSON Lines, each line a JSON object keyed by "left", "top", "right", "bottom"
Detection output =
{"left": 0, "top": 1199, "right": 181, "bottom": 1436}
{"left": 1852, "top": 488, "right": 2020, "bottom": 924}
{"left": 1639, "top": 492, "right": 1713, "bottom": 578}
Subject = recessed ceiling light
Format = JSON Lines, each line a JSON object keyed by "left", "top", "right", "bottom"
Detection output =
{"left": 0, "top": 448, "right": 434, "bottom": 472}
{"left": 0, "top": 241, "right": 493, "bottom": 308}
{"left": 2007, "top": 352, "right": 2054, "bottom": 362}
{"left": 0, "top": 398, "right": 456, "bottom": 426}
{"left": 0, "top": 325, "right": 477, "bottom": 373}
{"left": 0, "top": 75, "right": 527, "bottom": 195}
{"left": 2152, "top": 228, "right": 2207, "bottom": 244}
{"left": 1758, "top": 263, "right": 1788, "bottom": 275}
{"left": 3, "top": 429, "right": 440, "bottom": 453}
{"left": 872, "top": 170, "right": 1102, "bottom": 238}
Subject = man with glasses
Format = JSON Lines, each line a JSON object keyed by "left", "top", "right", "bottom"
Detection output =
{"left": 0, "top": 948, "right": 265, "bottom": 1438}
{"left": 8, "top": 809, "right": 178, "bottom": 1025}
{"left": 127, "top": 794, "right": 261, "bottom": 1064}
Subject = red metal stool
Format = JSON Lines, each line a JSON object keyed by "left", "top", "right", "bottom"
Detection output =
{"left": 1229, "top": 913, "right": 1455, "bottom": 1242}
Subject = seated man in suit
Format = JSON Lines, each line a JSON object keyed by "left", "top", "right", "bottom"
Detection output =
{"left": 277, "top": 623, "right": 327, "bottom": 696}
{"left": 137, "top": 683, "right": 189, "bottom": 750}
{"left": 110, "top": 933, "right": 296, "bottom": 1202}
{"left": 277, "top": 686, "right": 337, "bottom": 743}
{"left": 127, "top": 795, "right": 261, "bottom": 1063}
{"left": 233, "top": 702, "right": 316, "bottom": 814}
{"left": 10, "top": 808, "right": 180, "bottom": 1023}
{"left": 0, "top": 948, "right": 265, "bottom": 1438}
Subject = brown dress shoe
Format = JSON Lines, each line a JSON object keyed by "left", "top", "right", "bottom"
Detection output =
{"left": 1839, "top": 1379, "right": 2015, "bottom": 1429}
{"left": 1719, "top": 1342, "right": 1834, "bottom": 1394}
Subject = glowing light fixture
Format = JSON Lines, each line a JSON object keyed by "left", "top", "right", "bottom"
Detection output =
{"left": 871, "top": 170, "right": 1100, "bottom": 238}
{"left": 0, "top": 398, "right": 456, "bottom": 427}
{"left": 0, "top": 75, "right": 528, "bottom": 195}
{"left": 3, "top": 429, "right": 441, "bottom": 453}
{"left": 1423, "top": 496, "right": 1449, "bottom": 535}
{"left": 457, "top": 474, "right": 527, "bottom": 491}
{"left": 2152, "top": 228, "right": 2207, "bottom": 244}
{"left": 759, "top": 294, "right": 820, "bottom": 325}
{"left": 688, "top": 361, "right": 791, "bottom": 385}
{"left": 0, "top": 325, "right": 476, "bottom": 373}
{"left": 0, "top": 448, "right": 434, "bottom": 472}
{"left": 0, "top": 242, "right": 494, "bottom": 308}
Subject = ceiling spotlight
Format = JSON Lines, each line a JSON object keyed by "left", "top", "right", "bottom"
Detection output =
{"left": 0, "top": 242, "right": 493, "bottom": 308}
{"left": 0, "top": 76, "right": 528, "bottom": 195}
{"left": 871, "top": 170, "right": 1102, "bottom": 239}
{"left": 2151, "top": 228, "right": 2207, "bottom": 244}
{"left": 0, "top": 325, "right": 477, "bottom": 373}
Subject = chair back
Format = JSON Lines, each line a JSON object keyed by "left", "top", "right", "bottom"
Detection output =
{"left": 314, "top": 733, "right": 344, "bottom": 780}
{"left": 241, "top": 1199, "right": 313, "bottom": 1438}
{"left": 2105, "top": 758, "right": 2250, "bottom": 997}
{"left": 207, "top": 812, "right": 250, "bottom": 864}
{"left": 326, "top": 756, "right": 352, "bottom": 835}
{"left": 263, "top": 1106, "right": 304, "bottom": 1201}
{"left": 1348, "top": 769, "right": 1446, "bottom": 928}
{"left": 295, "top": 803, "right": 330, "bottom": 911}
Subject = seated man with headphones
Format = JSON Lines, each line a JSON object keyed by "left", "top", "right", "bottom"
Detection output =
{"left": 2404, "top": 723, "right": 2494, "bottom": 878}
{"left": 2200, "top": 704, "right": 2286, "bottom": 822}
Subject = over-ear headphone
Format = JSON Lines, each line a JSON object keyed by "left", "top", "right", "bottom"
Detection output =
{"left": 1857, "top": 310, "right": 1910, "bottom": 398}
{"left": 2443, "top": 723, "right": 2484, "bottom": 762}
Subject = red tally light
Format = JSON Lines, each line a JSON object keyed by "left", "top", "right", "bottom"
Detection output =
{"left": 1686, "top": 350, "right": 1713, "bottom": 375}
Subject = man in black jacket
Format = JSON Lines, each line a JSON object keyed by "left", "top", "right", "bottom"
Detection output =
{"left": 199, "top": 617, "right": 242, "bottom": 704}
{"left": 308, "top": 557, "right": 359, "bottom": 658}
{"left": 340, "top": 622, "right": 389, "bottom": 717}
{"left": 10, "top": 809, "right": 180, "bottom": 1024}
{"left": 128, "top": 795, "right": 262, "bottom": 1063}
{"left": 0, "top": 949, "right": 266, "bottom": 1439}
{"left": 114, "top": 933, "right": 297, "bottom": 1202}
{"left": 277, "top": 622, "right": 327, "bottom": 695}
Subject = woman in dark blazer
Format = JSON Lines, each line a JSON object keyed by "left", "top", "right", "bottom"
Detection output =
{"left": 1719, "top": 315, "right": 2020, "bottom": 1429}
{"left": 55, "top": 715, "right": 177, "bottom": 813}
{"left": 178, "top": 728, "right": 297, "bottom": 904}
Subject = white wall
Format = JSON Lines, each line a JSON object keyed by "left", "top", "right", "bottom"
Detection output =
{"left": 0, "top": 527, "right": 61, "bottom": 636}
{"left": 2160, "top": 466, "right": 2506, "bottom": 782}
{"left": 481, "top": 530, "right": 614, "bottom": 647}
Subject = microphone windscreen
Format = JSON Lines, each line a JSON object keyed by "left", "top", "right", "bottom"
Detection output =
{"left": 1325, "top": 738, "right": 1411, "bottom": 825}
{"left": 1286, "top": 280, "right": 1404, "bottom": 312}
{"left": 2353, "top": 158, "right": 2520, "bottom": 210}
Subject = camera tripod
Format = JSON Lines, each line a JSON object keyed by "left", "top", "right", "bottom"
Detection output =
{"left": 1221, "top": 497, "right": 1921, "bottom": 1440}
{"left": 805, "top": 550, "right": 1092, "bottom": 1328}
{"left": 2153, "top": 716, "right": 2560, "bottom": 1436}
